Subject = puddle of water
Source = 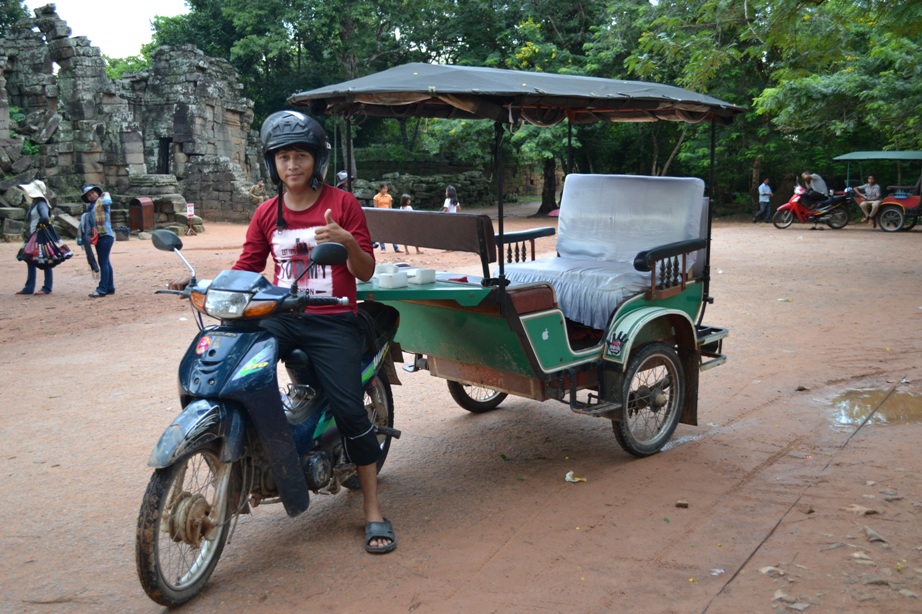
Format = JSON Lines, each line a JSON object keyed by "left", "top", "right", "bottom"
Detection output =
{"left": 832, "top": 389, "right": 922, "bottom": 426}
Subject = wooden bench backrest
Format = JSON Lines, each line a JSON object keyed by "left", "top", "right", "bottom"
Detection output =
{"left": 363, "top": 208, "right": 497, "bottom": 278}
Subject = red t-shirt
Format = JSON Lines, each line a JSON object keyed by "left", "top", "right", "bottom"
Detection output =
{"left": 233, "top": 186, "right": 374, "bottom": 314}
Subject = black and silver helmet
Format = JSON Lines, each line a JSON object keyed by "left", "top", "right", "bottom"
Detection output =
{"left": 260, "top": 110, "right": 330, "bottom": 189}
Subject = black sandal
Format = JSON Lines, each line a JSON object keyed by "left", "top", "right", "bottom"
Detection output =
{"left": 364, "top": 518, "right": 397, "bottom": 554}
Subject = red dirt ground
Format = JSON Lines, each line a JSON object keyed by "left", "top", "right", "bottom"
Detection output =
{"left": 1, "top": 205, "right": 921, "bottom": 613}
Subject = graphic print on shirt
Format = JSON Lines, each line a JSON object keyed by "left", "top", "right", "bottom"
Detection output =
{"left": 272, "top": 226, "right": 332, "bottom": 295}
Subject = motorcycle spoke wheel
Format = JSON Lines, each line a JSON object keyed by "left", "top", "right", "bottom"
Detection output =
{"left": 136, "top": 446, "right": 234, "bottom": 606}
{"left": 613, "top": 342, "right": 684, "bottom": 457}
{"left": 447, "top": 380, "right": 508, "bottom": 413}
{"left": 343, "top": 376, "right": 395, "bottom": 489}
{"left": 772, "top": 210, "right": 793, "bottom": 229}
{"left": 878, "top": 206, "right": 904, "bottom": 233}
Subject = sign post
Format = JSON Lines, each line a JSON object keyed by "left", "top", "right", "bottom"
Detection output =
{"left": 185, "top": 203, "right": 197, "bottom": 236}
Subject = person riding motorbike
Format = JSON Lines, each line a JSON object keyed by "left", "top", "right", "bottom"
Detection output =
{"left": 800, "top": 171, "right": 829, "bottom": 210}
{"left": 170, "top": 110, "right": 396, "bottom": 554}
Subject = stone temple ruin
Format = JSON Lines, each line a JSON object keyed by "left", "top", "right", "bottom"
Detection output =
{"left": 0, "top": 4, "right": 261, "bottom": 241}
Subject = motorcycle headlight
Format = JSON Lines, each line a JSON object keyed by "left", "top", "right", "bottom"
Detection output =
{"left": 204, "top": 290, "right": 251, "bottom": 319}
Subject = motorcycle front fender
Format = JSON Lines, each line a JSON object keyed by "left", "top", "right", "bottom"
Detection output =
{"left": 148, "top": 399, "right": 247, "bottom": 468}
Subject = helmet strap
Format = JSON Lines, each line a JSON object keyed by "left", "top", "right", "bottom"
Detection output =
{"left": 274, "top": 185, "right": 287, "bottom": 233}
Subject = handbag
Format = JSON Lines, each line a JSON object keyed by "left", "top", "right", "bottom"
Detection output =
{"left": 25, "top": 223, "right": 73, "bottom": 269}
{"left": 18, "top": 230, "right": 39, "bottom": 263}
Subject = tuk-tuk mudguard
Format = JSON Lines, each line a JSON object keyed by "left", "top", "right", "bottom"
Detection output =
{"left": 147, "top": 399, "right": 246, "bottom": 468}
{"left": 603, "top": 306, "right": 701, "bottom": 426}
{"left": 603, "top": 307, "right": 696, "bottom": 367}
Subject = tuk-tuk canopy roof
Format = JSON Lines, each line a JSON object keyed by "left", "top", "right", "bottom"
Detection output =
{"left": 833, "top": 151, "right": 922, "bottom": 162}
{"left": 289, "top": 63, "right": 745, "bottom": 126}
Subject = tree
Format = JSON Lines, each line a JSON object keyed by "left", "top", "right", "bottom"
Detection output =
{"left": 0, "top": 0, "right": 26, "bottom": 36}
{"left": 510, "top": 123, "right": 574, "bottom": 214}
{"left": 104, "top": 54, "right": 150, "bottom": 79}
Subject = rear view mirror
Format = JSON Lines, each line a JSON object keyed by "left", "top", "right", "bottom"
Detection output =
{"left": 152, "top": 229, "right": 183, "bottom": 252}
{"left": 310, "top": 242, "right": 348, "bottom": 266}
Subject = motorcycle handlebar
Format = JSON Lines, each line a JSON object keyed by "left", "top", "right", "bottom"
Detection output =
{"left": 305, "top": 296, "right": 350, "bottom": 307}
{"left": 155, "top": 288, "right": 190, "bottom": 298}
{"left": 281, "top": 294, "right": 349, "bottom": 310}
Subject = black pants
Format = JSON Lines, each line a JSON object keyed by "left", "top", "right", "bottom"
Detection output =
{"left": 261, "top": 312, "right": 381, "bottom": 467}
{"left": 802, "top": 189, "right": 827, "bottom": 210}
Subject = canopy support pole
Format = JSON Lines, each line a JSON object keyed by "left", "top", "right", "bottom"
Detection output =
{"left": 567, "top": 120, "right": 573, "bottom": 175}
{"left": 345, "top": 119, "right": 354, "bottom": 192}
{"left": 699, "top": 118, "right": 716, "bottom": 326}
{"left": 494, "top": 121, "right": 505, "bottom": 289}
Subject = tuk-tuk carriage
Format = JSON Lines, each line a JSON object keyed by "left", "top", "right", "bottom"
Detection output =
{"left": 833, "top": 150, "right": 922, "bottom": 232}
{"left": 290, "top": 63, "right": 745, "bottom": 457}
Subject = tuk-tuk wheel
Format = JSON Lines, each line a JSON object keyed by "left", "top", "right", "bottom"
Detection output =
{"left": 447, "top": 381, "right": 508, "bottom": 413}
{"left": 878, "top": 206, "right": 905, "bottom": 232}
{"left": 613, "top": 342, "right": 684, "bottom": 458}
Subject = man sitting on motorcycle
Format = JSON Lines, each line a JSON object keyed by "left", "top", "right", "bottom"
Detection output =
{"left": 801, "top": 171, "right": 829, "bottom": 210}
{"left": 171, "top": 110, "right": 396, "bottom": 554}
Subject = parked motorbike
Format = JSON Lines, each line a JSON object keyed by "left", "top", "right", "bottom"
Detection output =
{"left": 135, "top": 230, "right": 401, "bottom": 606}
{"left": 772, "top": 185, "right": 854, "bottom": 230}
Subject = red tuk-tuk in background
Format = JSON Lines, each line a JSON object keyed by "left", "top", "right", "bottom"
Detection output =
{"left": 833, "top": 151, "right": 922, "bottom": 231}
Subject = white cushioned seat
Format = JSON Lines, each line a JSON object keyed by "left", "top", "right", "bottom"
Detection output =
{"left": 502, "top": 174, "right": 706, "bottom": 329}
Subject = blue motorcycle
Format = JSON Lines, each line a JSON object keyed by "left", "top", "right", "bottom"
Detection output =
{"left": 135, "top": 230, "right": 401, "bottom": 606}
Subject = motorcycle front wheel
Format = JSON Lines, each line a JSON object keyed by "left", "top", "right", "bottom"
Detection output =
{"left": 136, "top": 445, "right": 237, "bottom": 606}
{"left": 613, "top": 342, "right": 685, "bottom": 457}
{"left": 826, "top": 206, "right": 849, "bottom": 229}
{"left": 772, "top": 209, "right": 794, "bottom": 229}
{"left": 343, "top": 375, "right": 395, "bottom": 489}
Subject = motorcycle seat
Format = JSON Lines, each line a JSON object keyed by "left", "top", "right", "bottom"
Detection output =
{"left": 283, "top": 303, "right": 399, "bottom": 368}
{"left": 358, "top": 302, "right": 399, "bottom": 354}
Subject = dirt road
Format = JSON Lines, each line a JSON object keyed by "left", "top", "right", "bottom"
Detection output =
{"left": 1, "top": 208, "right": 921, "bottom": 613}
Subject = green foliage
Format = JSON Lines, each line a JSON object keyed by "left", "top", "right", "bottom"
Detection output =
{"left": 141, "top": 0, "right": 922, "bottom": 207}
{"left": 0, "top": 0, "right": 26, "bottom": 36}
{"left": 21, "top": 139, "right": 39, "bottom": 156}
{"left": 104, "top": 55, "right": 151, "bottom": 79}
{"left": 421, "top": 120, "right": 497, "bottom": 167}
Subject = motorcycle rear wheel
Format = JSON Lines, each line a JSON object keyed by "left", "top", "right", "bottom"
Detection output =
{"left": 613, "top": 342, "right": 685, "bottom": 457}
{"left": 136, "top": 445, "right": 236, "bottom": 606}
{"left": 447, "top": 381, "right": 508, "bottom": 412}
{"left": 343, "top": 376, "right": 395, "bottom": 489}
{"left": 826, "top": 206, "right": 849, "bottom": 229}
{"left": 772, "top": 209, "right": 793, "bottom": 229}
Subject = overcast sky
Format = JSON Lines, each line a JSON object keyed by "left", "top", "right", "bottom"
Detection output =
{"left": 27, "top": 0, "right": 189, "bottom": 58}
